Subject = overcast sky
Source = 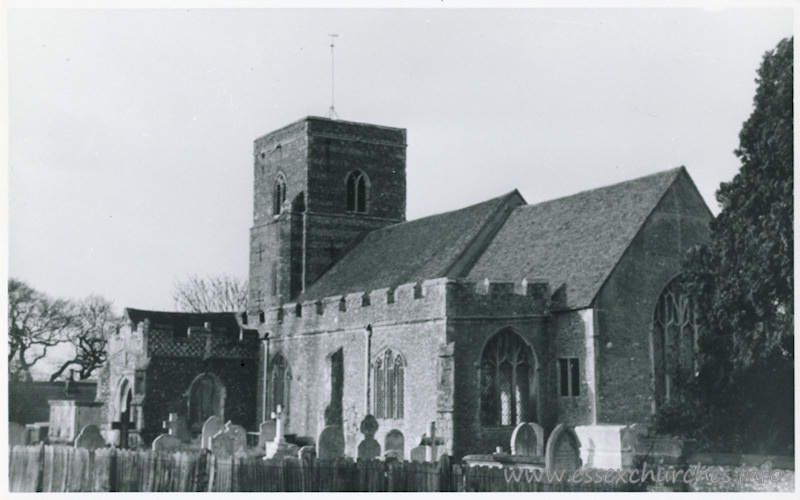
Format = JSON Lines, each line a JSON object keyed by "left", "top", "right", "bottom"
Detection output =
{"left": 8, "top": 7, "right": 793, "bottom": 322}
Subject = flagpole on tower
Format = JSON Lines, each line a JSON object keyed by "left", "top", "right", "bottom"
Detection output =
{"left": 327, "top": 34, "right": 339, "bottom": 120}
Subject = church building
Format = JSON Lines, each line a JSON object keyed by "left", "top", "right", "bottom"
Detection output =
{"left": 100, "top": 116, "right": 712, "bottom": 465}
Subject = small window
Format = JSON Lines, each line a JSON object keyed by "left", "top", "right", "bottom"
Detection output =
{"left": 558, "top": 358, "right": 580, "bottom": 397}
{"left": 273, "top": 173, "right": 287, "bottom": 215}
{"left": 345, "top": 170, "right": 369, "bottom": 213}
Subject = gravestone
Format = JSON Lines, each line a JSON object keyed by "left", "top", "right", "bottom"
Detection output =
{"left": 411, "top": 421, "right": 445, "bottom": 462}
{"left": 162, "top": 413, "right": 192, "bottom": 443}
{"left": 510, "top": 422, "right": 544, "bottom": 456}
{"left": 9, "top": 422, "right": 25, "bottom": 447}
{"left": 201, "top": 415, "right": 225, "bottom": 450}
{"left": 384, "top": 429, "right": 404, "bottom": 460}
{"left": 317, "top": 425, "right": 345, "bottom": 460}
{"left": 409, "top": 443, "right": 427, "bottom": 462}
{"left": 74, "top": 424, "right": 106, "bottom": 450}
{"left": 211, "top": 421, "right": 248, "bottom": 458}
{"left": 299, "top": 445, "right": 316, "bottom": 465}
{"left": 152, "top": 434, "right": 183, "bottom": 452}
{"left": 258, "top": 420, "right": 277, "bottom": 449}
{"left": 356, "top": 415, "right": 380, "bottom": 460}
{"left": 544, "top": 424, "right": 581, "bottom": 472}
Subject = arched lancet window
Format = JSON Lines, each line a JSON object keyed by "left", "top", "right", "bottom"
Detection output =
{"left": 652, "top": 278, "right": 700, "bottom": 408}
{"left": 273, "top": 173, "right": 287, "bottom": 215}
{"left": 187, "top": 372, "right": 225, "bottom": 431}
{"left": 480, "top": 329, "right": 537, "bottom": 426}
{"left": 345, "top": 170, "right": 369, "bottom": 213}
{"left": 374, "top": 349, "right": 404, "bottom": 419}
{"left": 268, "top": 354, "right": 292, "bottom": 420}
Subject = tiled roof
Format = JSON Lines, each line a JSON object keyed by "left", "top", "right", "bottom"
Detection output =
{"left": 299, "top": 190, "right": 526, "bottom": 301}
{"left": 125, "top": 309, "right": 241, "bottom": 338}
{"left": 467, "top": 167, "right": 686, "bottom": 308}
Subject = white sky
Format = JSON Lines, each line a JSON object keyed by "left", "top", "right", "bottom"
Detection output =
{"left": 7, "top": 7, "right": 793, "bottom": 322}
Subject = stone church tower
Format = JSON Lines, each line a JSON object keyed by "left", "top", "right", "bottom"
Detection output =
{"left": 248, "top": 117, "right": 407, "bottom": 310}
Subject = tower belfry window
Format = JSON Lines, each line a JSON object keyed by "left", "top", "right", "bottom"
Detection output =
{"left": 346, "top": 170, "right": 369, "bottom": 213}
{"left": 273, "top": 173, "right": 287, "bottom": 215}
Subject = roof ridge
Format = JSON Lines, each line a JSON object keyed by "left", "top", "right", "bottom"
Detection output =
{"left": 522, "top": 167, "right": 684, "bottom": 210}
{"left": 377, "top": 189, "right": 522, "bottom": 232}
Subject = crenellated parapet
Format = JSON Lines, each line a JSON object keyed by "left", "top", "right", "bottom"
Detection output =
{"left": 261, "top": 277, "right": 551, "bottom": 337}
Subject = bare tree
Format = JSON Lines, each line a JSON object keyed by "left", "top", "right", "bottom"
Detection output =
{"left": 49, "top": 295, "right": 121, "bottom": 382}
{"left": 8, "top": 279, "right": 74, "bottom": 381}
{"left": 172, "top": 274, "right": 248, "bottom": 313}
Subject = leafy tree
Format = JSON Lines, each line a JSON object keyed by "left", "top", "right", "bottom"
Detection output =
{"left": 655, "top": 38, "right": 793, "bottom": 454}
{"left": 49, "top": 295, "right": 121, "bottom": 382}
{"left": 8, "top": 279, "right": 74, "bottom": 381}
{"left": 172, "top": 274, "right": 248, "bottom": 312}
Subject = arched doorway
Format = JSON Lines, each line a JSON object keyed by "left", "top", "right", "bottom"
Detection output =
{"left": 187, "top": 372, "right": 226, "bottom": 432}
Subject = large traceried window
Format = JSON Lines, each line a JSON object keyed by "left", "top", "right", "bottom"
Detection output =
{"left": 267, "top": 354, "right": 292, "bottom": 419}
{"left": 374, "top": 349, "right": 404, "bottom": 419}
{"left": 345, "top": 170, "right": 369, "bottom": 213}
{"left": 480, "top": 329, "right": 537, "bottom": 427}
{"left": 273, "top": 173, "right": 287, "bottom": 215}
{"left": 652, "top": 278, "right": 701, "bottom": 408}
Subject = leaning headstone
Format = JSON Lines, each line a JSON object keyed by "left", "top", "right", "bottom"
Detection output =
{"left": 201, "top": 415, "right": 225, "bottom": 450}
{"left": 74, "top": 424, "right": 106, "bottom": 450}
{"left": 211, "top": 421, "right": 247, "bottom": 458}
{"left": 258, "top": 420, "right": 277, "bottom": 449}
{"left": 9, "top": 422, "right": 25, "bottom": 447}
{"left": 544, "top": 424, "right": 581, "bottom": 472}
{"left": 317, "top": 425, "right": 345, "bottom": 460}
{"left": 384, "top": 429, "right": 405, "bottom": 460}
{"left": 511, "top": 422, "right": 544, "bottom": 456}
{"left": 152, "top": 434, "right": 183, "bottom": 452}
{"left": 357, "top": 415, "right": 380, "bottom": 460}
{"left": 162, "top": 413, "right": 192, "bottom": 443}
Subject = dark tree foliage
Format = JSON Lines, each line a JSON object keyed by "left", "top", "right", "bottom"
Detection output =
{"left": 654, "top": 38, "right": 793, "bottom": 454}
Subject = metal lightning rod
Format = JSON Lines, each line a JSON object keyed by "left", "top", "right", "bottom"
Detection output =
{"left": 327, "top": 34, "right": 339, "bottom": 120}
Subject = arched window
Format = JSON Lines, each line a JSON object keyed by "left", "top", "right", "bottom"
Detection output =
{"left": 345, "top": 170, "right": 369, "bottom": 213}
{"left": 267, "top": 354, "right": 292, "bottom": 419}
{"left": 187, "top": 372, "right": 225, "bottom": 431}
{"left": 273, "top": 173, "right": 287, "bottom": 215}
{"left": 374, "top": 349, "right": 404, "bottom": 419}
{"left": 480, "top": 329, "right": 537, "bottom": 426}
{"left": 652, "top": 278, "right": 700, "bottom": 408}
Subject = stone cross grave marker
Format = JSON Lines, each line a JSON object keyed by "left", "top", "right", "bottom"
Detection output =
{"left": 410, "top": 422, "right": 445, "bottom": 462}
{"left": 211, "top": 421, "right": 247, "bottom": 458}
{"left": 162, "top": 413, "right": 192, "bottom": 443}
{"left": 110, "top": 418, "right": 131, "bottom": 448}
{"left": 356, "top": 415, "right": 380, "bottom": 460}
{"left": 510, "top": 422, "right": 544, "bottom": 456}
{"left": 258, "top": 420, "right": 277, "bottom": 449}
{"left": 266, "top": 405, "right": 299, "bottom": 459}
{"left": 201, "top": 415, "right": 225, "bottom": 450}
{"left": 74, "top": 424, "right": 106, "bottom": 451}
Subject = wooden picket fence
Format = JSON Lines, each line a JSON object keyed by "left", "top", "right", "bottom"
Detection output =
{"left": 9, "top": 444, "right": 635, "bottom": 492}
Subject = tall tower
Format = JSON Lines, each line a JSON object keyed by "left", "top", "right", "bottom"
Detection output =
{"left": 248, "top": 117, "right": 407, "bottom": 314}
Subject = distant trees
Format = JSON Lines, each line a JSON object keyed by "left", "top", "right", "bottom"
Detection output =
{"left": 8, "top": 279, "right": 74, "bottom": 381}
{"left": 655, "top": 38, "right": 793, "bottom": 454}
{"left": 8, "top": 279, "right": 120, "bottom": 382}
{"left": 172, "top": 274, "right": 248, "bottom": 313}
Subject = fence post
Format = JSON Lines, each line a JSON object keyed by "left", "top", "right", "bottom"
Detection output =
{"left": 35, "top": 443, "right": 45, "bottom": 492}
{"left": 206, "top": 454, "right": 216, "bottom": 492}
{"left": 439, "top": 454, "right": 452, "bottom": 491}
